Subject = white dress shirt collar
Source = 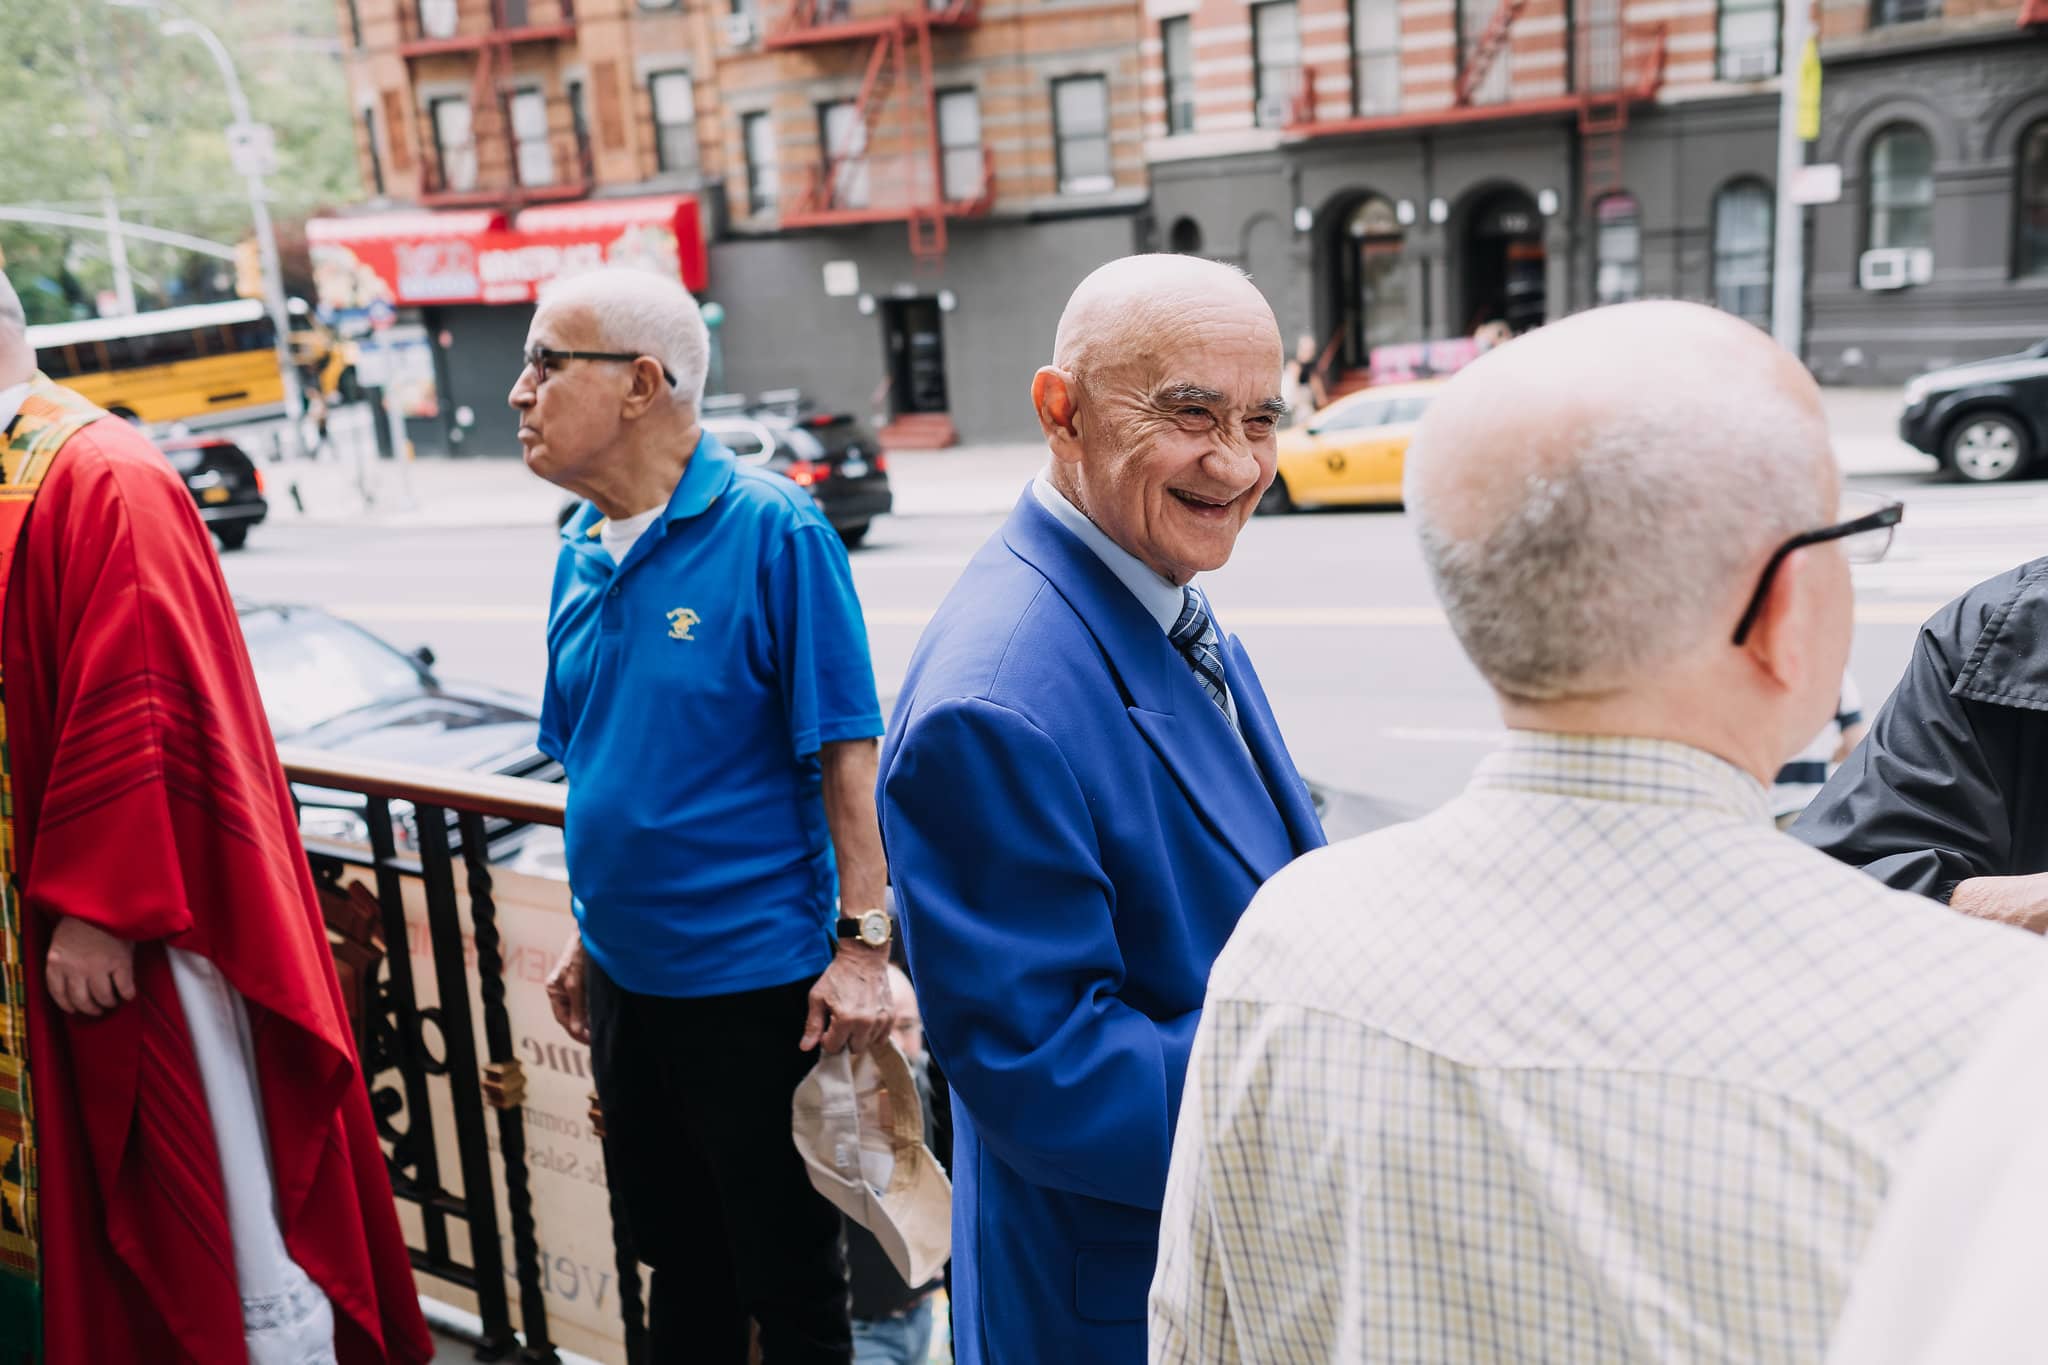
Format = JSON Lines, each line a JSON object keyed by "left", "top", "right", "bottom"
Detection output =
{"left": 1031, "top": 471, "right": 1188, "bottom": 635}
{"left": 0, "top": 381, "right": 31, "bottom": 437}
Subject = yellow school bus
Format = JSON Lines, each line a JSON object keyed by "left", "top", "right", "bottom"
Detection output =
{"left": 28, "top": 300, "right": 286, "bottom": 426}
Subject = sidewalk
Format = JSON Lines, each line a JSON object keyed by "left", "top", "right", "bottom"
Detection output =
{"left": 247, "top": 388, "right": 1933, "bottom": 532}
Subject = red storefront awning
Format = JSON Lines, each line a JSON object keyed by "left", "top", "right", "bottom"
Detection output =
{"left": 306, "top": 195, "right": 709, "bottom": 318}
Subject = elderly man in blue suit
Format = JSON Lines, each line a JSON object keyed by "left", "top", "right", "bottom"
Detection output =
{"left": 878, "top": 253, "right": 1326, "bottom": 1364}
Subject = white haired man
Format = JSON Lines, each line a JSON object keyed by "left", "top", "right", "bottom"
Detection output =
{"left": 518, "top": 267, "right": 893, "bottom": 1364}
{"left": 1150, "top": 301, "right": 2048, "bottom": 1363}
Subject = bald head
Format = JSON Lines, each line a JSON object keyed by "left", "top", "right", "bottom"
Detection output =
{"left": 1052, "top": 254, "right": 1276, "bottom": 381}
{"left": 0, "top": 272, "right": 29, "bottom": 387}
{"left": 1407, "top": 301, "right": 1833, "bottom": 701}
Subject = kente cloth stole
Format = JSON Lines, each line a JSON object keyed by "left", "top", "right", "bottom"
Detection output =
{"left": 0, "top": 376, "right": 102, "bottom": 1365}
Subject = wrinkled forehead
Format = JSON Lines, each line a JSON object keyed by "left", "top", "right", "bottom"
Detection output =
{"left": 1137, "top": 333, "right": 1285, "bottom": 408}
{"left": 526, "top": 299, "right": 599, "bottom": 348}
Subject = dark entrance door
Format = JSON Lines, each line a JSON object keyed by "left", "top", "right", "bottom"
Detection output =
{"left": 882, "top": 298, "right": 949, "bottom": 415}
{"left": 1329, "top": 194, "right": 1410, "bottom": 371}
{"left": 1461, "top": 189, "right": 1546, "bottom": 334}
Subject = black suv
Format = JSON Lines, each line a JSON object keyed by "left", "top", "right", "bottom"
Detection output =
{"left": 703, "top": 393, "right": 893, "bottom": 546}
{"left": 158, "top": 432, "right": 269, "bottom": 550}
{"left": 1898, "top": 338, "right": 2048, "bottom": 484}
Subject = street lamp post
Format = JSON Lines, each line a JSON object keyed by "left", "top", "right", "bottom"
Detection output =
{"left": 111, "top": 0, "right": 305, "bottom": 458}
{"left": 1770, "top": 0, "right": 1811, "bottom": 357}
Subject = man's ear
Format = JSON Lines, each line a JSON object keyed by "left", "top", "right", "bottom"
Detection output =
{"left": 1742, "top": 545, "right": 1816, "bottom": 691}
{"left": 620, "top": 356, "right": 670, "bottom": 420}
{"left": 1032, "top": 367, "right": 1083, "bottom": 467}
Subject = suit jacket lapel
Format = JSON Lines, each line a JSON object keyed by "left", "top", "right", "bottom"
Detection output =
{"left": 1224, "top": 635, "right": 1328, "bottom": 855}
{"left": 1002, "top": 490, "right": 1300, "bottom": 881}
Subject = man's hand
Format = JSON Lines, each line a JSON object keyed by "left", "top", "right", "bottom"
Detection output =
{"left": 801, "top": 941, "right": 895, "bottom": 1053}
{"left": 45, "top": 916, "right": 136, "bottom": 1017}
{"left": 545, "top": 929, "right": 590, "bottom": 1043}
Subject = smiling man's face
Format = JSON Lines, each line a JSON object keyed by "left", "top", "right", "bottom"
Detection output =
{"left": 1071, "top": 296, "right": 1285, "bottom": 585}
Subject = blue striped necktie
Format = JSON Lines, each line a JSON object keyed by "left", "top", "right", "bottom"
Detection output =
{"left": 1168, "top": 585, "right": 1230, "bottom": 716}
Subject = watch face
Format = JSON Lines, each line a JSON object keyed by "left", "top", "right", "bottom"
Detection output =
{"left": 859, "top": 911, "right": 890, "bottom": 947}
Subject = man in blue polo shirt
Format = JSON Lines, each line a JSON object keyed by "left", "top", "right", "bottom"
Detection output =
{"left": 514, "top": 266, "right": 894, "bottom": 1365}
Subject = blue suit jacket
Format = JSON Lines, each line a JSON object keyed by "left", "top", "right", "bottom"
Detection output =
{"left": 878, "top": 490, "right": 1326, "bottom": 1364}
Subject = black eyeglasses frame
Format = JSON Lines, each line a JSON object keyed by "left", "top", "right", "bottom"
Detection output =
{"left": 1730, "top": 499, "right": 1904, "bottom": 647}
{"left": 523, "top": 345, "right": 679, "bottom": 390}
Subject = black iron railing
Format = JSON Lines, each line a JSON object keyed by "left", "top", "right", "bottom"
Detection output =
{"left": 280, "top": 746, "right": 645, "bottom": 1365}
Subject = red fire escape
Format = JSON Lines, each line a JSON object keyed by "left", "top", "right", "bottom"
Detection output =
{"left": 399, "top": 0, "right": 592, "bottom": 209}
{"left": 1290, "top": 0, "right": 1666, "bottom": 211}
{"left": 764, "top": 0, "right": 993, "bottom": 263}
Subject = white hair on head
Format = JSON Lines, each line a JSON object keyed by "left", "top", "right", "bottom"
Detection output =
{"left": 0, "top": 272, "right": 25, "bottom": 339}
{"left": 536, "top": 266, "right": 709, "bottom": 406}
{"left": 1406, "top": 309, "right": 1831, "bottom": 702}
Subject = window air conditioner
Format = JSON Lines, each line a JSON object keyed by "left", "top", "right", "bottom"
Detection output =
{"left": 1860, "top": 247, "right": 1932, "bottom": 291}
{"left": 1256, "top": 93, "right": 1293, "bottom": 128}
{"left": 1721, "top": 49, "right": 1775, "bottom": 80}
{"left": 725, "top": 11, "right": 758, "bottom": 44}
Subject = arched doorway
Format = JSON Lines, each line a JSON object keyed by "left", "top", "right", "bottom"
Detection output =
{"left": 1325, "top": 193, "right": 1411, "bottom": 371}
{"left": 1460, "top": 187, "right": 1546, "bottom": 334}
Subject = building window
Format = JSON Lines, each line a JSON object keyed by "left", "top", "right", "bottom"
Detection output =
{"left": 1162, "top": 17, "right": 1195, "bottom": 135}
{"left": 362, "top": 107, "right": 385, "bottom": 196}
{"left": 1871, "top": 0, "right": 1939, "bottom": 23}
{"left": 937, "top": 88, "right": 983, "bottom": 203}
{"left": 2020, "top": 121, "right": 2048, "bottom": 278}
{"left": 742, "top": 110, "right": 778, "bottom": 215}
{"left": 1352, "top": 0, "right": 1401, "bottom": 116}
{"left": 1253, "top": 2, "right": 1300, "bottom": 128}
{"left": 509, "top": 88, "right": 555, "bottom": 187}
{"left": 1712, "top": 179, "right": 1773, "bottom": 329}
{"left": 1594, "top": 193, "right": 1641, "bottom": 305}
{"left": 428, "top": 96, "right": 476, "bottom": 192}
{"left": 567, "top": 79, "right": 590, "bottom": 162}
{"left": 820, "top": 99, "right": 870, "bottom": 208}
{"left": 637, "top": 0, "right": 682, "bottom": 9}
{"left": 1052, "top": 75, "right": 1112, "bottom": 196}
{"left": 1458, "top": 0, "right": 1510, "bottom": 105}
{"left": 1866, "top": 123, "right": 1934, "bottom": 254}
{"left": 1717, "top": 0, "right": 1778, "bottom": 79}
{"left": 650, "top": 71, "right": 698, "bottom": 176}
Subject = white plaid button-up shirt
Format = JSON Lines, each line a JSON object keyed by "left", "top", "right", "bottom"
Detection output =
{"left": 1151, "top": 733, "right": 2043, "bottom": 1365}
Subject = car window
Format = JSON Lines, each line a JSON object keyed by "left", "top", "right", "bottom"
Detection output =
{"left": 239, "top": 609, "right": 429, "bottom": 738}
{"left": 1316, "top": 400, "right": 1389, "bottom": 434}
{"left": 1385, "top": 395, "right": 1433, "bottom": 424}
{"left": 711, "top": 424, "right": 764, "bottom": 459}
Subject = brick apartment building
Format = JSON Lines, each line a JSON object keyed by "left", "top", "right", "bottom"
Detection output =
{"left": 315, "top": 0, "right": 2044, "bottom": 447}
{"left": 1141, "top": 0, "right": 2046, "bottom": 388}
{"left": 318, "top": 0, "right": 1151, "bottom": 449}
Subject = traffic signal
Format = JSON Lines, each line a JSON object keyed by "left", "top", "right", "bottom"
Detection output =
{"left": 234, "top": 238, "right": 263, "bottom": 299}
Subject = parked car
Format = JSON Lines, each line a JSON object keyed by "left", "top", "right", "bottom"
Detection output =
{"left": 1899, "top": 338, "right": 2048, "bottom": 484}
{"left": 703, "top": 396, "right": 893, "bottom": 546}
{"left": 159, "top": 431, "right": 268, "bottom": 550}
{"left": 1260, "top": 380, "right": 1443, "bottom": 514}
{"left": 237, "top": 602, "right": 562, "bottom": 862}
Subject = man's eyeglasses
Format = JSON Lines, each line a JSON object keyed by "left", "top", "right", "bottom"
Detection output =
{"left": 521, "top": 345, "right": 678, "bottom": 390}
{"left": 1731, "top": 490, "right": 1904, "bottom": 646}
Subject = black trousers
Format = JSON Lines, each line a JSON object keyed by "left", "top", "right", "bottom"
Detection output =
{"left": 586, "top": 958, "right": 852, "bottom": 1364}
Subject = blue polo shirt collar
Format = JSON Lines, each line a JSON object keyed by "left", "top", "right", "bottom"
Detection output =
{"left": 562, "top": 429, "right": 737, "bottom": 549}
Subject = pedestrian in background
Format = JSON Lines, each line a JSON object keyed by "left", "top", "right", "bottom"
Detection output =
{"left": 1796, "top": 558, "right": 2048, "bottom": 929}
{"left": 1151, "top": 300, "right": 2042, "bottom": 1364}
{"left": 517, "top": 265, "right": 894, "bottom": 1365}
{"left": 879, "top": 253, "right": 1326, "bottom": 1365}
{"left": 1282, "top": 332, "right": 1326, "bottom": 424}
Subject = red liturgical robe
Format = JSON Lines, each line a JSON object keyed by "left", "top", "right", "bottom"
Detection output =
{"left": 5, "top": 412, "right": 432, "bottom": 1364}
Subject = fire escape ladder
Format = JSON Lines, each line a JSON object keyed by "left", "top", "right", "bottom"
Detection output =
{"left": 814, "top": 27, "right": 901, "bottom": 213}
{"left": 1454, "top": 0, "right": 1533, "bottom": 105}
{"left": 908, "top": 16, "right": 947, "bottom": 263}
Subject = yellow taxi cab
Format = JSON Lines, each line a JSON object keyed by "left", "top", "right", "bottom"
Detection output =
{"left": 1260, "top": 379, "right": 1443, "bottom": 513}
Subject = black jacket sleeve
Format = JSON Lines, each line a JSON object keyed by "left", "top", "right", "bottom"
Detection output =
{"left": 1792, "top": 565, "right": 2046, "bottom": 899}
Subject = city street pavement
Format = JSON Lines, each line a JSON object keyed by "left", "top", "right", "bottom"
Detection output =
{"left": 220, "top": 388, "right": 2039, "bottom": 814}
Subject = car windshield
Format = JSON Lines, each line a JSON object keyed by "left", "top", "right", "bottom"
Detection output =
{"left": 239, "top": 608, "right": 428, "bottom": 738}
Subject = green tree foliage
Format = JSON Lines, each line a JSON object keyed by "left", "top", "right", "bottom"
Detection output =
{"left": 0, "top": 0, "right": 362, "bottom": 323}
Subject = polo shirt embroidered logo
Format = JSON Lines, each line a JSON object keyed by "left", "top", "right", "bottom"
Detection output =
{"left": 666, "top": 607, "right": 701, "bottom": 641}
